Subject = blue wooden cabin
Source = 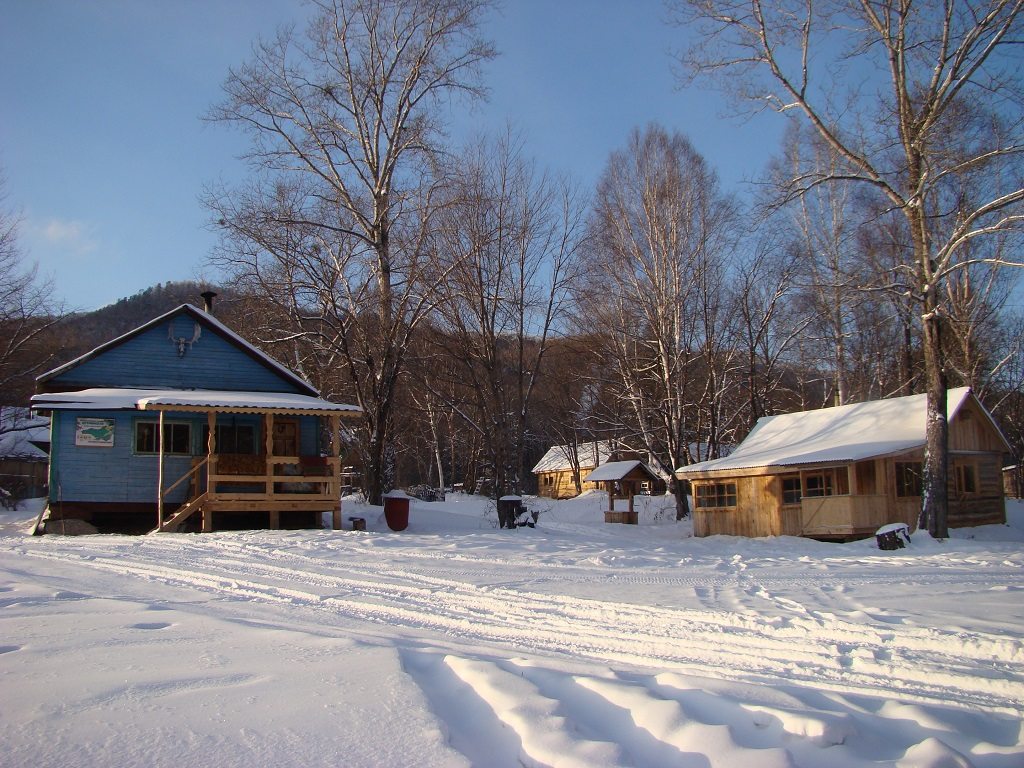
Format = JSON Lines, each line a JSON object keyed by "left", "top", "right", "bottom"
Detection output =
{"left": 32, "top": 302, "right": 359, "bottom": 533}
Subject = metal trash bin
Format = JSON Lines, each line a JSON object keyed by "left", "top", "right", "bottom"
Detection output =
{"left": 496, "top": 495, "right": 522, "bottom": 529}
{"left": 383, "top": 490, "right": 410, "bottom": 531}
{"left": 876, "top": 523, "right": 911, "bottom": 550}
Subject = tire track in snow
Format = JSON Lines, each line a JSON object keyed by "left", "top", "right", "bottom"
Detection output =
{"left": 15, "top": 539, "right": 1024, "bottom": 716}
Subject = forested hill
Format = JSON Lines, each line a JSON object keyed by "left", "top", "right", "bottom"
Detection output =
{"left": 70, "top": 281, "right": 234, "bottom": 341}
{"left": 51, "top": 281, "right": 240, "bottom": 372}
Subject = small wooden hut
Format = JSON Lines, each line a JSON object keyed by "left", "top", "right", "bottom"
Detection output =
{"left": 532, "top": 441, "right": 615, "bottom": 499}
{"left": 676, "top": 388, "right": 1009, "bottom": 540}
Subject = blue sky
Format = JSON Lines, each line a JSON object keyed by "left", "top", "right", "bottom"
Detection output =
{"left": 1, "top": 0, "right": 781, "bottom": 311}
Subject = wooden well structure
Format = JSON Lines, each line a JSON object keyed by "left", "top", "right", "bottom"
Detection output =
{"left": 584, "top": 460, "right": 664, "bottom": 525}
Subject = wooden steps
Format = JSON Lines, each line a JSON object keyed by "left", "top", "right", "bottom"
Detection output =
{"left": 152, "top": 492, "right": 208, "bottom": 533}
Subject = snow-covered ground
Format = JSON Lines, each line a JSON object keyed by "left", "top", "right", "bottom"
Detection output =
{"left": 1, "top": 492, "right": 1022, "bottom": 767}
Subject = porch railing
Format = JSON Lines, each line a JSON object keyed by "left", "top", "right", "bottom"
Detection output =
{"left": 206, "top": 454, "right": 341, "bottom": 502}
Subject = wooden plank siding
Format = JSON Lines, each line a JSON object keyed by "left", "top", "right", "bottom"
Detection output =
{"left": 685, "top": 391, "right": 1009, "bottom": 540}
{"left": 949, "top": 398, "right": 1009, "bottom": 453}
{"left": 47, "top": 314, "right": 308, "bottom": 394}
{"left": 51, "top": 410, "right": 196, "bottom": 505}
{"left": 800, "top": 494, "right": 896, "bottom": 537}
{"left": 536, "top": 469, "right": 598, "bottom": 500}
{"left": 949, "top": 453, "right": 1005, "bottom": 527}
{"left": 692, "top": 450, "right": 1006, "bottom": 540}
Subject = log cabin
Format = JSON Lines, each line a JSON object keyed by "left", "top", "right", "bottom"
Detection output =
{"left": 676, "top": 388, "right": 1009, "bottom": 540}
{"left": 532, "top": 441, "right": 615, "bottom": 499}
{"left": 31, "top": 302, "right": 360, "bottom": 534}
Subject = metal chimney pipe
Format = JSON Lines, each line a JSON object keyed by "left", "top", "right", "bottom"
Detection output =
{"left": 200, "top": 291, "right": 217, "bottom": 314}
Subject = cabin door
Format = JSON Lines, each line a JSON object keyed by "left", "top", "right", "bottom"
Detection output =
{"left": 272, "top": 419, "right": 299, "bottom": 457}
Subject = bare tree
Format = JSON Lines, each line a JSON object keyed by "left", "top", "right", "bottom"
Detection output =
{"left": 773, "top": 125, "right": 872, "bottom": 406}
{"left": 426, "top": 135, "right": 586, "bottom": 517}
{"left": 532, "top": 336, "right": 604, "bottom": 496}
{"left": 206, "top": 0, "right": 496, "bottom": 503}
{"left": 586, "top": 124, "right": 739, "bottom": 519}
{"left": 0, "top": 174, "right": 62, "bottom": 405}
{"left": 675, "top": 0, "right": 1024, "bottom": 536}
{"left": 731, "top": 236, "right": 808, "bottom": 432}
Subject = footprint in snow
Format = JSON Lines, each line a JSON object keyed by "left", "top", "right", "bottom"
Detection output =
{"left": 129, "top": 622, "right": 172, "bottom": 631}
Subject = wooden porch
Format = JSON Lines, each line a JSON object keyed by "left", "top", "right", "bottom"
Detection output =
{"left": 150, "top": 407, "right": 351, "bottom": 534}
{"left": 798, "top": 494, "right": 908, "bottom": 539}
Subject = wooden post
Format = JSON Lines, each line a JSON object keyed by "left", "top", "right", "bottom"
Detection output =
{"left": 157, "top": 411, "right": 165, "bottom": 530}
{"left": 204, "top": 411, "right": 216, "bottom": 533}
{"left": 265, "top": 412, "right": 275, "bottom": 496}
{"left": 330, "top": 413, "right": 342, "bottom": 531}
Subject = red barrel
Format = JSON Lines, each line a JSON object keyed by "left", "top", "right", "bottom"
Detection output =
{"left": 383, "top": 490, "right": 410, "bottom": 531}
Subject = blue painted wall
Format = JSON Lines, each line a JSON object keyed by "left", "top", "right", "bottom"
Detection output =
{"left": 50, "top": 311, "right": 308, "bottom": 394}
{"left": 50, "top": 410, "right": 325, "bottom": 505}
{"left": 50, "top": 410, "right": 198, "bottom": 505}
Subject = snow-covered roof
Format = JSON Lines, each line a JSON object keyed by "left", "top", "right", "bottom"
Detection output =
{"left": 31, "top": 388, "right": 360, "bottom": 415}
{"left": 584, "top": 460, "right": 660, "bottom": 483}
{"left": 531, "top": 441, "right": 616, "bottom": 473}
{"left": 37, "top": 304, "right": 319, "bottom": 397}
{"left": 677, "top": 387, "right": 988, "bottom": 476}
{"left": 0, "top": 408, "right": 49, "bottom": 460}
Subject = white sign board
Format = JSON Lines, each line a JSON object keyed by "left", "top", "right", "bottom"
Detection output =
{"left": 75, "top": 417, "right": 115, "bottom": 447}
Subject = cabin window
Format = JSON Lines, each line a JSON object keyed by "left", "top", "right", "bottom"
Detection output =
{"left": 781, "top": 475, "right": 801, "bottom": 504}
{"left": 216, "top": 423, "right": 257, "bottom": 455}
{"left": 695, "top": 482, "right": 737, "bottom": 508}
{"left": 134, "top": 421, "right": 192, "bottom": 455}
{"left": 895, "top": 461, "right": 923, "bottom": 497}
{"left": 801, "top": 468, "right": 849, "bottom": 497}
{"left": 955, "top": 463, "right": 978, "bottom": 496}
{"left": 803, "top": 472, "right": 833, "bottom": 497}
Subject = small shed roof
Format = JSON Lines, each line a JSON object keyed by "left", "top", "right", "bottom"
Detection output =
{"left": 677, "top": 387, "right": 1004, "bottom": 476}
{"left": 0, "top": 408, "right": 49, "bottom": 460}
{"left": 584, "top": 460, "right": 660, "bottom": 483}
{"left": 31, "top": 388, "right": 360, "bottom": 416}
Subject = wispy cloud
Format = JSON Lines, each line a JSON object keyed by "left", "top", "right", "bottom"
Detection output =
{"left": 25, "top": 216, "right": 99, "bottom": 257}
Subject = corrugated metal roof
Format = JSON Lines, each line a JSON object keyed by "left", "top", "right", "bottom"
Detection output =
{"left": 31, "top": 388, "right": 360, "bottom": 415}
{"left": 677, "top": 388, "right": 978, "bottom": 475}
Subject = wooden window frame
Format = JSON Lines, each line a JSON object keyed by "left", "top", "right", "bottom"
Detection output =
{"left": 804, "top": 472, "right": 832, "bottom": 498}
{"left": 134, "top": 419, "right": 192, "bottom": 456}
{"left": 895, "top": 461, "right": 923, "bottom": 498}
{"left": 695, "top": 482, "right": 738, "bottom": 509}
{"left": 954, "top": 461, "right": 978, "bottom": 497}
{"left": 203, "top": 422, "right": 259, "bottom": 455}
{"left": 781, "top": 475, "right": 801, "bottom": 505}
{"left": 801, "top": 467, "right": 849, "bottom": 498}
